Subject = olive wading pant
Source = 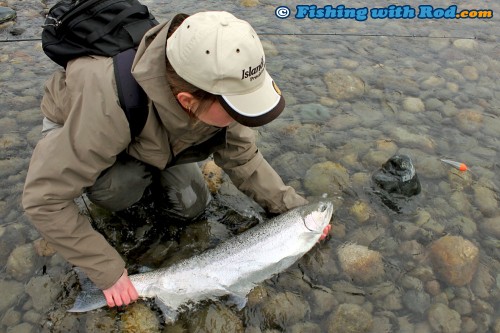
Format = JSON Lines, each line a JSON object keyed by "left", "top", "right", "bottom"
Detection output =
{"left": 42, "top": 117, "right": 211, "bottom": 219}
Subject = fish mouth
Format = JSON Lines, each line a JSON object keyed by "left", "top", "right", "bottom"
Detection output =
{"left": 303, "top": 201, "right": 333, "bottom": 232}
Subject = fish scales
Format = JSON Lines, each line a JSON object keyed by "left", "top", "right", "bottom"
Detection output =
{"left": 69, "top": 201, "right": 333, "bottom": 322}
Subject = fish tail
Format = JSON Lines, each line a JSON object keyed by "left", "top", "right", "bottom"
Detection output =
{"left": 67, "top": 268, "right": 107, "bottom": 312}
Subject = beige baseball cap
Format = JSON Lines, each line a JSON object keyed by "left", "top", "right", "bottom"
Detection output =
{"left": 166, "top": 11, "right": 285, "bottom": 127}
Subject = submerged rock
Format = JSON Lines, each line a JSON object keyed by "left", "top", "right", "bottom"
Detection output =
{"left": 337, "top": 243, "right": 384, "bottom": 285}
{"left": 324, "top": 69, "right": 365, "bottom": 100}
{"left": 429, "top": 235, "right": 479, "bottom": 287}
{"left": 327, "top": 303, "right": 373, "bottom": 333}
{"left": 0, "top": 6, "right": 16, "bottom": 24}
{"left": 304, "top": 161, "right": 350, "bottom": 196}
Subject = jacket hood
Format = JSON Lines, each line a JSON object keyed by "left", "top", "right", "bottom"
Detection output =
{"left": 131, "top": 19, "right": 188, "bottom": 134}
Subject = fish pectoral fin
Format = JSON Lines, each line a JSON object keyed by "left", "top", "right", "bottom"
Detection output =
{"left": 227, "top": 292, "right": 248, "bottom": 311}
{"left": 155, "top": 296, "right": 178, "bottom": 324}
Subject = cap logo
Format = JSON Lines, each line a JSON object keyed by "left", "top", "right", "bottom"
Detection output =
{"left": 241, "top": 57, "right": 265, "bottom": 81}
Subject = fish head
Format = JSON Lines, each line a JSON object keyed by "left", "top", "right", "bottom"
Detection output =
{"left": 301, "top": 201, "right": 333, "bottom": 233}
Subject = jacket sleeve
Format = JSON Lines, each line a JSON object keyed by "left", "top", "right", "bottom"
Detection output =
{"left": 213, "top": 123, "right": 308, "bottom": 214}
{"left": 22, "top": 56, "right": 131, "bottom": 290}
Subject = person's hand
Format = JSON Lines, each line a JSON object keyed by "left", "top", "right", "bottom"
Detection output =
{"left": 319, "top": 224, "right": 331, "bottom": 241}
{"left": 102, "top": 269, "right": 139, "bottom": 308}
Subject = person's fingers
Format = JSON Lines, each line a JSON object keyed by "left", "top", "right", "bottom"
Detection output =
{"left": 113, "top": 292, "right": 124, "bottom": 307}
{"left": 104, "top": 292, "right": 115, "bottom": 307}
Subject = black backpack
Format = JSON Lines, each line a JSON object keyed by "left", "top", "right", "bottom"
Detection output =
{"left": 42, "top": 0, "right": 158, "bottom": 137}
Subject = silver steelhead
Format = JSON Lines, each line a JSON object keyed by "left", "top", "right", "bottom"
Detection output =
{"left": 68, "top": 201, "right": 333, "bottom": 322}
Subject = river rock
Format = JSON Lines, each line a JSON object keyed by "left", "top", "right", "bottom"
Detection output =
{"left": 121, "top": 302, "right": 160, "bottom": 333}
{"left": 337, "top": 243, "right": 384, "bottom": 285}
{"left": 372, "top": 154, "right": 421, "bottom": 196}
{"left": 473, "top": 184, "right": 498, "bottom": 217}
{"left": 480, "top": 216, "right": 500, "bottom": 238}
{"left": 0, "top": 279, "right": 24, "bottom": 312}
{"left": 0, "top": 6, "right": 15, "bottom": 23}
{"left": 188, "top": 303, "right": 243, "bottom": 333}
{"left": 1, "top": 308, "right": 21, "bottom": 327}
{"left": 427, "top": 303, "right": 461, "bottom": 333}
{"left": 402, "top": 289, "right": 430, "bottom": 315}
{"left": 453, "top": 39, "right": 478, "bottom": 51}
{"left": 324, "top": 69, "right": 365, "bottom": 100}
{"left": 6, "top": 323, "right": 35, "bottom": 333}
{"left": 462, "top": 66, "right": 479, "bottom": 81}
{"left": 25, "top": 275, "right": 60, "bottom": 311}
{"left": 6, "top": 242, "right": 37, "bottom": 280}
{"left": 326, "top": 303, "right": 373, "bottom": 333}
{"left": 429, "top": 235, "right": 479, "bottom": 287}
{"left": 304, "top": 161, "right": 350, "bottom": 196}
{"left": 349, "top": 201, "right": 371, "bottom": 223}
{"left": 403, "top": 97, "right": 425, "bottom": 113}
{"left": 455, "top": 109, "right": 483, "bottom": 134}
{"left": 201, "top": 160, "right": 223, "bottom": 194}
{"left": 259, "top": 291, "right": 310, "bottom": 329}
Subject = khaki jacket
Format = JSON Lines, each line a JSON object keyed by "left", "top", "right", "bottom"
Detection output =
{"left": 22, "top": 18, "right": 307, "bottom": 290}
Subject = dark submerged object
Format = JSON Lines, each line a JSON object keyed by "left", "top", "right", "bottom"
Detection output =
{"left": 372, "top": 154, "right": 421, "bottom": 197}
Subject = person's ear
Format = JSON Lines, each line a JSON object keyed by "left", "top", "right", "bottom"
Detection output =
{"left": 176, "top": 92, "right": 195, "bottom": 111}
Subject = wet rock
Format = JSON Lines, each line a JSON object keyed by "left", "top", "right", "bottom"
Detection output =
{"left": 453, "top": 39, "right": 478, "bottom": 51}
{"left": 121, "top": 302, "right": 160, "bottom": 333}
{"left": 462, "top": 66, "right": 479, "bottom": 81}
{"left": 471, "top": 264, "right": 495, "bottom": 299}
{"left": 414, "top": 209, "right": 444, "bottom": 234}
{"left": 304, "top": 161, "right": 350, "bottom": 196}
{"left": 85, "top": 312, "right": 116, "bottom": 332}
{"left": 310, "top": 288, "right": 337, "bottom": 317}
{"left": 6, "top": 323, "right": 35, "bottom": 333}
{"left": 271, "top": 152, "right": 315, "bottom": 180}
{"left": 349, "top": 200, "right": 371, "bottom": 223}
{"left": 6, "top": 242, "right": 37, "bottom": 280}
{"left": 402, "top": 289, "right": 430, "bottom": 315}
{"left": 33, "top": 238, "right": 56, "bottom": 257}
{"left": 246, "top": 285, "right": 268, "bottom": 308}
{"left": 455, "top": 109, "right": 483, "bottom": 134}
{"left": 425, "top": 280, "right": 441, "bottom": 296}
{"left": 337, "top": 243, "right": 384, "bottom": 285}
{"left": 326, "top": 303, "right": 373, "bottom": 333}
{"left": 429, "top": 235, "right": 479, "bottom": 287}
{"left": 427, "top": 303, "right": 461, "bottom": 333}
{"left": 25, "top": 275, "right": 61, "bottom": 312}
{"left": 0, "top": 279, "right": 24, "bottom": 312}
{"left": 324, "top": 69, "right": 365, "bottom": 100}
{"left": 372, "top": 154, "right": 421, "bottom": 196}
{"left": 402, "top": 97, "right": 425, "bottom": 113}
{"left": 1, "top": 308, "right": 21, "bottom": 327}
{"left": 449, "top": 298, "right": 471, "bottom": 315}
{"left": 289, "top": 322, "right": 321, "bottom": 333}
{"left": 473, "top": 184, "right": 498, "bottom": 217}
{"left": 23, "top": 310, "right": 42, "bottom": 325}
{"left": 0, "top": 6, "right": 16, "bottom": 23}
{"left": 240, "top": 0, "right": 259, "bottom": 7}
{"left": 260, "top": 291, "right": 310, "bottom": 328}
{"left": 201, "top": 160, "right": 223, "bottom": 194}
{"left": 480, "top": 216, "right": 500, "bottom": 238}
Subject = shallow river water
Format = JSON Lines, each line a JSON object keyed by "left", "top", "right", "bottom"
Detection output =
{"left": 0, "top": 0, "right": 499, "bottom": 332}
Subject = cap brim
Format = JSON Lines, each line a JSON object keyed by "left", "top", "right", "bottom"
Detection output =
{"left": 217, "top": 72, "right": 285, "bottom": 127}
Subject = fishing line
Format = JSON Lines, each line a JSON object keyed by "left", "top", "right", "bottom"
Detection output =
{"left": 0, "top": 32, "right": 481, "bottom": 43}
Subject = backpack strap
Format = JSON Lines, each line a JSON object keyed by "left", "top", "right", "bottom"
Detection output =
{"left": 113, "top": 48, "right": 148, "bottom": 138}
